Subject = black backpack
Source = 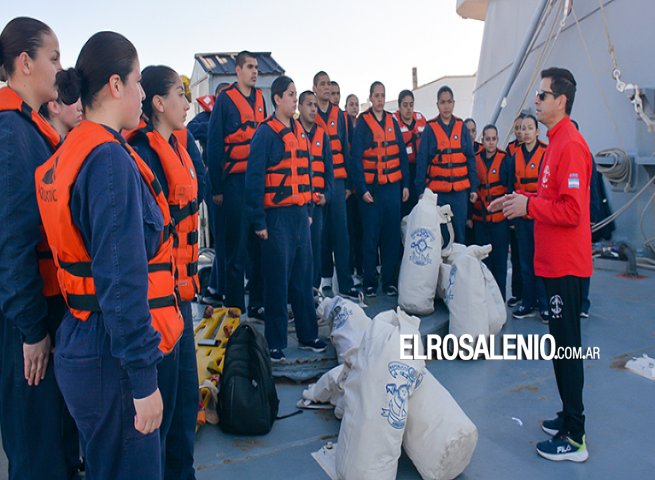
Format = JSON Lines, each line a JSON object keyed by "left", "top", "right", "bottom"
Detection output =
{"left": 218, "top": 323, "right": 280, "bottom": 435}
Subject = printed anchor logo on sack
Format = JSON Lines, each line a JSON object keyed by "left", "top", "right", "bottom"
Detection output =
{"left": 331, "top": 304, "right": 352, "bottom": 330}
{"left": 409, "top": 228, "right": 435, "bottom": 266}
{"left": 381, "top": 362, "right": 423, "bottom": 429}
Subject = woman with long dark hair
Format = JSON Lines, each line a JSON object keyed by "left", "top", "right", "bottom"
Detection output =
{"left": 0, "top": 16, "right": 80, "bottom": 479}
{"left": 35, "top": 32, "right": 183, "bottom": 479}
{"left": 129, "top": 64, "right": 199, "bottom": 480}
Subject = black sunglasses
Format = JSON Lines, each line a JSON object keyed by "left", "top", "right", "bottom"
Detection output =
{"left": 536, "top": 90, "right": 559, "bottom": 101}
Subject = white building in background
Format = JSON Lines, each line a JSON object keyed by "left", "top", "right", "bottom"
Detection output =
{"left": 382, "top": 73, "right": 477, "bottom": 121}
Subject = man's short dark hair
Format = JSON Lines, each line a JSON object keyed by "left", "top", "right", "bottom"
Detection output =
{"left": 464, "top": 117, "right": 476, "bottom": 127}
{"left": 329, "top": 80, "right": 339, "bottom": 88}
{"left": 541, "top": 67, "right": 577, "bottom": 115}
{"left": 299, "top": 90, "right": 315, "bottom": 105}
{"left": 235, "top": 50, "right": 256, "bottom": 69}
{"left": 398, "top": 89, "right": 414, "bottom": 105}
{"left": 437, "top": 85, "right": 454, "bottom": 101}
{"left": 313, "top": 71, "right": 328, "bottom": 86}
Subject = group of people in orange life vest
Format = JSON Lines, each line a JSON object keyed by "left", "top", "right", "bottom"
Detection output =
{"left": 0, "top": 13, "right": 563, "bottom": 479}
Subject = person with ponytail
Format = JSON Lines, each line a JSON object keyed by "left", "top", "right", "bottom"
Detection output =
{"left": 0, "top": 17, "right": 81, "bottom": 480}
{"left": 39, "top": 68, "right": 83, "bottom": 138}
{"left": 35, "top": 32, "right": 183, "bottom": 480}
{"left": 129, "top": 65, "right": 199, "bottom": 480}
{"left": 245, "top": 75, "right": 327, "bottom": 362}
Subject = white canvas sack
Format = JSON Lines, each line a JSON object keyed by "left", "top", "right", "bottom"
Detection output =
{"left": 403, "top": 371, "right": 478, "bottom": 480}
{"left": 445, "top": 245, "right": 492, "bottom": 338}
{"left": 399, "top": 189, "right": 454, "bottom": 315}
{"left": 481, "top": 262, "right": 507, "bottom": 334}
{"left": 317, "top": 296, "right": 371, "bottom": 363}
{"left": 336, "top": 309, "right": 424, "bottom": 480}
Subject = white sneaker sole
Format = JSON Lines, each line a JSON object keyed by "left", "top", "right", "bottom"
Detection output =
{"left": 298, "top": 345, "right": 327, "bottom": 353}
{"left": 513, "top": 311, "right": 537, "bottom": 319}
{"left": 537, "top": 447, "right": 589, "bottom": 462}
{"left": 541, "top": 424, "right": 559, "bottom": 436}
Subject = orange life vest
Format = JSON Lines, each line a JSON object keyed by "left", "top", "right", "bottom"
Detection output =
{"left": 123, "top": 118, "right": 189, "bottom": 150}
{"left": 263, "top": 117, "right": 312, "bottom": 208}
{"left": 223, "top": 85, "right": 266, "bottom": 175}
{"left": 139, "top": 127, "right": 200, "bottom": 302}
{"left": 35, "top": 120, "right": 183, "bottom": 354}
{"left": 514, "top": 141, "right": 547, "bottom": 193}
{"left": 472, "top": 149, "right": 509, "bottom": 223}
{"left": 393, "top": 111, "right": 426, "bottom": 164}
{"left": 315, "top": 104, "right": 347, "bottom": 180}
{"left": 360, "top": 110, "right": 403, "bottom": 186}
{"left": 506, "top": 139, "right": 521, "bottom": 157}
{"left": 0, "top": 87, "right": 61, "bottom": 297}
{"left": 426, "top": 117, "right": 471, "bottom": 192}
{"left": 297, "top": 124, "right": 327, "bottom": 204}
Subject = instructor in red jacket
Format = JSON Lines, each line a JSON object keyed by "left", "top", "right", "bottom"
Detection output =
{"left": 490, "top": 67, "right": 592, "bottom": 463}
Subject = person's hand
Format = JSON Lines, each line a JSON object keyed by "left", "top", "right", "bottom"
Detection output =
{"left": 309, "top": 216, "right": 313, "bottom": 226}
{"left": 469, "top": 192, "right": 478, "bottom": 203}
{"left": 345, "top": 189, "right": 352, "bottom": 200}
{"left": 466, "top": 219, "right": 473, "bottom": 229}
{"left": 402, "top": 188, "right": 410, "bottom": 202}
{"left": 133, "top": 388, "right": 163, "bottom": 435}
{"left": 487, "top": 195, "right": 507, "bottom": 213}
{"left": 255, "top": 228, "right": 268, "bottom": 240}
{"left": 23, "top": 334, "right": 51, "bottom": 386}
{"left": 362, "top": 192, "right": 374, "bottom": 203}
{"left": 315, "top": 193, "right": 326, "bottom": 206}
{"left": 212, "top": 194, "right": 223, "bottom": 206}
{"left": 502, "top": 193, "right": 529, "bottom": 219}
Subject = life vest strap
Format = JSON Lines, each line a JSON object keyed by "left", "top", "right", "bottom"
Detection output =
{"left": 187, "top": 231, "right": 199, "bottom": 245}
{"left": 170, "top": 199, "right": 199, "bottom": 224}
{"left": 431, "top": 174, "right": 469, "bottom": 182}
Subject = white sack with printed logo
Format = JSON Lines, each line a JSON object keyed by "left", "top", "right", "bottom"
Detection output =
{"left": 403, "top": 371, "right": 478, "bottom": 480}
{"left": 302, "top": 364, "right": 346, "bottom": 418}
{"left": 317, "top": 296, "right": 371, "bottom": 363}
{"left": 336, "top": 309, "right": 425, "bottom": 480}
{"left": 445, "top": 245, "right": 492, "bottom": 338}
{"left": 436, "top": 243, "right": 467, "bottom": 300}
{"left": 398, "top": 189, "right": 454, "bottom": 315}
{"left": 481, "top": 262, "right": 507, "bottom": 335}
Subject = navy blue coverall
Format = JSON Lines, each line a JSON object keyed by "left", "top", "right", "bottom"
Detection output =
{"left": 245, "top": 118, "right": 318, "bottom": 351}
{"left": 351, "top": 111, "right": 410, "bottom": 292}
{"left": 415, "top": 117, "right": 479, "bottom": 244}
{"left": 131, "top": 131, "right": 201, "bottom": 480}
{"left": 472, "top": 150, "right": 513, "bottom": 299}
{"left": 300, "top": 123, "right": 334, "bottom": 289}
{"left": 0, "top": 109, "right": 79, "bottom": 480}
{"left": 317, "top": 104, "right": 355, "bottom": 294}
{"left": 207, "top": 87, "right": 266, "bottom": 313}
{"left": 188, "top": 111, "right": 225, "bottom": 297}
{"left": 55, "top": 133, "right": 170, "bottom": 480}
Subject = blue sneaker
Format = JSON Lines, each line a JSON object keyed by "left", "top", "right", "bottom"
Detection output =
{"left": 536, "top": 433, "right": 588, "bottom": 462}
{"left": 299, "top": 338, "right": 327, "bottom": 353}
{"left": 541, "top": 413, "right": 563, "bottom": 436}
{"left": 269, "top": 349, "right": 286, "bottom": 362}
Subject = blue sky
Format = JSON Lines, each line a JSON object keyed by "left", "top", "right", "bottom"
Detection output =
{"left": 3, "top": 0, "right": 484, "bottom": 105}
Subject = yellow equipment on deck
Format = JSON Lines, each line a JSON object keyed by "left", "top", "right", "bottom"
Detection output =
{"left": 194, "top": 307, "right": 241, "bottom": 428}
